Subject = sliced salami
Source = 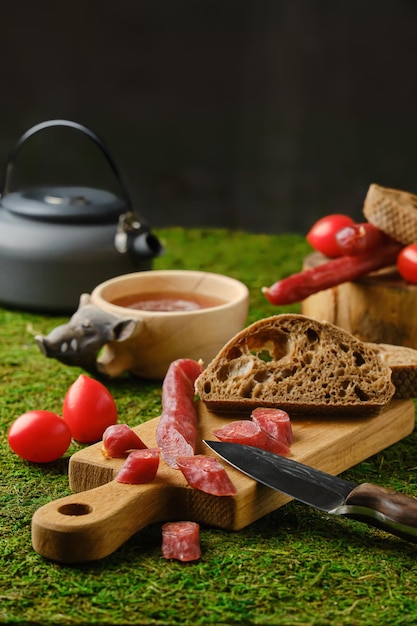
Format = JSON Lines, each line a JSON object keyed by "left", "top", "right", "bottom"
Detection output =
{"left": 115, "top": 448, "right": 160, "bottom": 484}
{"left": 156, "top": 359, "right": 204, "bottom": 468}
{"left": 101, "top": 423, "right": 147, "bottom": 458}
{"left": 161, "top": 521, "right": 201, "bottom": 562}
{"left": 176, "top": 455, "right": 237, "bottom": 496}
{"left": 213, "top": 420, "right": 290, "bottom": 456}
{"left": 251, "top": 407, "right": 293, "bottom": 446}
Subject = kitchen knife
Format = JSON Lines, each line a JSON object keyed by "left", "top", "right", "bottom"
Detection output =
{"left": 204, "top": 440, "right": 417, "bottom": 543}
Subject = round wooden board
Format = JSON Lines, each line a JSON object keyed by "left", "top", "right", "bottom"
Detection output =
{"left": 301, "top": 252, "right": 417, "bottom": 348}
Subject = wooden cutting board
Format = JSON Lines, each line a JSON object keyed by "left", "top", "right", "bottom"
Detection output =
{"left": 31, "top": 399, "right": 415, "bottom": 563}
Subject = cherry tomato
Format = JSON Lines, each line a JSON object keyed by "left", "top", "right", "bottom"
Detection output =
{"left": 397, "top": 244, "right": 417, "bottom": 284}
{"left": 8, "top": 410, "right": 72, "bottom": 463}
{"left": 306, "top": 214, "right": 355, "bottom": 258}
{"left": 62, "top": 374, "right": 118, "bottom": 443}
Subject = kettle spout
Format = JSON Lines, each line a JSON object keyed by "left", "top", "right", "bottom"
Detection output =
{"left": 132, "top": 231, "right": 163, "bottom": 258}
{"left": 114, "top": 211, "right": 163, "bottom": 259}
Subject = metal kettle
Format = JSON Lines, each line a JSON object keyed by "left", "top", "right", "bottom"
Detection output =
{"left": 0, "top": 119, "right": 163, "bottom": 313}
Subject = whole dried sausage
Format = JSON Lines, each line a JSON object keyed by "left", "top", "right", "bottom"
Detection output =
{"left": 156, "top": 359, "right": 204, "bottom": 468}
{"left": 262, "top": 242, "right": 402, "bottom": 305}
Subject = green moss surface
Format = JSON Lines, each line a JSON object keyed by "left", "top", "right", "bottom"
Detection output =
{"left": 1, "top": 228, "right": 417, "bottom": 626}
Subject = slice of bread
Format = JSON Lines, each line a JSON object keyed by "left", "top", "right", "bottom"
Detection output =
{"left": 195, "top": 314, "right": 395, "bottom": 417}
{"left": 363, "top": 183, "right": 417, "bottom": 245}
{"left": 368, "top": 342, "right": 417, "bottom": 399}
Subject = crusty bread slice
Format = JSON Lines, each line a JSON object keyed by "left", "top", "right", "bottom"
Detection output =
{"left": 363, "top": 183, "right": 417, "bottom": 245}
{"left": 195, "top": 314, "right": 395, "bottom": 417}
{"left": 368, "top": 342, "right": 417, "bottom": 399}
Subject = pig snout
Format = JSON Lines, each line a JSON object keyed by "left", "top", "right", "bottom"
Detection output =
{"left": 35, "top": 328, "right": 110, "bottom": 376}
{"left": 35, "top": 335, "right": 53, "bottom": 357}
{"left": 34, "top": 314, "right": 140, "bottom": 376}
{"left": 35, "top": 330, "right": 93, "bottom": 365}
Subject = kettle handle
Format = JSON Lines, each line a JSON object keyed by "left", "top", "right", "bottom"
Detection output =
{"left": 0, "top": 119, "right": 133, "bottom": 211}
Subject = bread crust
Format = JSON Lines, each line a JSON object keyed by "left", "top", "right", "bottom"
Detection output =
{"left": 195, "top": 314, "right": 395, "bottom": 417}
{"left": 363, "top": 183, "right": 417, "bottom": 245}
{"left": 369, "top": 342, "right": 417, "bottom": 399}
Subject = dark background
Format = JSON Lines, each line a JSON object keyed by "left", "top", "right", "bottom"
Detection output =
{"left": 1, "top": 0, "right": 417, "bottom": 234}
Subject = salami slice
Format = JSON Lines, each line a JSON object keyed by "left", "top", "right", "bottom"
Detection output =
{"left": 213, "top": 420, "right": 290, "bottom": 455}
{"left": 161, "top": 521, "right": 201, "bottom": 562}
{"left": 101, "top": 423, "right": 147, "bottom": 458}
{"left": 156, "top": 359, "right": 204, "bottom": 468}
{"left": 115, "top": 448, "right": 160, "bottom": 484}
{"left": 251, "top": 407, "right": 293, "bottom": 446}
{"left": 176, "top": 455, "right": 237, "bottom": 496}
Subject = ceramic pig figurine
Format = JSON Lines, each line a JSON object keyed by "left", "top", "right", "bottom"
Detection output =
{"left": 35, "top": 293, "right": 140, "bottom": 376}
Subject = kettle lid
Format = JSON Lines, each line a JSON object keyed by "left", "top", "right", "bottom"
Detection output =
{"left": 2, "top": 186, "right": 127, "bottom": 223}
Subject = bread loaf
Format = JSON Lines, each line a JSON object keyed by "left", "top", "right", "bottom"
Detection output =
{"left": 363, "top": 183, "right": 417, "bottom": 245}
{"left": 368, "top": 342, "right": 417, "bottom": 399}
{"left": 195, "top": 314, "right": 395, "bottom": 417}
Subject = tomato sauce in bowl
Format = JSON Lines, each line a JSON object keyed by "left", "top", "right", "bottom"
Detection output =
{"left": 111, "top": 291, "right": 226, "bottom": 312}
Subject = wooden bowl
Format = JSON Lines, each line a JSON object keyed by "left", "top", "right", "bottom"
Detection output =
{"left": 91, "top": 270, "right": 249, "bottom": 379}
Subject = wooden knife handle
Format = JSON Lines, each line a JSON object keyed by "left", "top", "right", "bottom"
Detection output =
{"left": 343, "top": 482, "right": 417, "bottom": 542}
{"left": 31, "top": 480, "right": 174, "bottom": 563}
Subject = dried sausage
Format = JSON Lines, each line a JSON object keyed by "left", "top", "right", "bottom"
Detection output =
{"left": 262, "top": 242, "right": 402, "bottom": 305}
{"left": 213, "top": 420, "right": 290, "bottom": 455}
{"left": 115, "top": 448, "right": 160, "bottom": 484}
{"left": 335, "top": 222, "right": 397, "bottom": 256}
{"left": 101, "top": 423, "right": 147, "bottom": 458}
{"left": 156, "top": 359, "right": 204, "bottom": 468}
{"left": 161, "top": 521, "right": 201, "bottom": 562}
{"left": 251, "top": 408, "right": 293, "bottom": 446}
{"left": 176, "top": 455, "right": 237, "bottom": 496}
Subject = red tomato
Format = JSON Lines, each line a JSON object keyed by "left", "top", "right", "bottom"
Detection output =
{"left": 397, "top": 244, "right": 417, "bottom": 284}
{"left": 8, "top": 410, "right": 72, "bottom": 463}
{"left": 306, "top": 214, "right": 355, "bottom": 258}
{"left": 63, "top": 374, "right": 118, "bottom": 443}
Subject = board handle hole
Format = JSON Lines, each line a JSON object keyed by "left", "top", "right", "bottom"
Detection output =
{"left": 58, "top": 503, "right": 92, "bottom": 516}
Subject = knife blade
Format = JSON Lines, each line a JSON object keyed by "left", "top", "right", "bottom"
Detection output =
{"left": 203, "top": 440, "right": 417, "bottom": 543}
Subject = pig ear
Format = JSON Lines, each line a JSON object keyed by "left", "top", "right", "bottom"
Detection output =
{"left": 111, "top": 319, "right": 138, "bottom": 342}
{"left": 79, "top": 293, "right": 92, "bottom": 308}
